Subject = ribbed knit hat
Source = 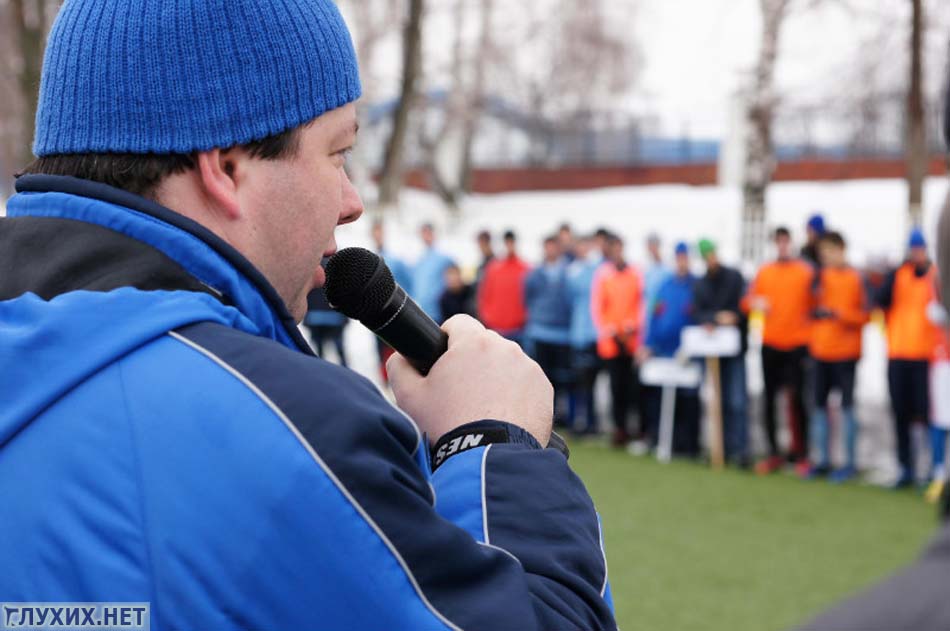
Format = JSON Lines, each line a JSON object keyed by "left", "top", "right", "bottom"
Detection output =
{"left": 34, "top": 0, "right": 361, "bottom": 156}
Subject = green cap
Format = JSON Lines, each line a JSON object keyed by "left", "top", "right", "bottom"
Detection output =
{"left": 698, "top": 238, "right": 717, "bottom": 258}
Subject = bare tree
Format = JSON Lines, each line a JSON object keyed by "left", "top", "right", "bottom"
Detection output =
{"left": 10, "top": 0, "right": 52, "bottom": 167}
{"left": 741, "top": 0, "right": 791, "bottom": 266}
{"left": 906, "top": 0, "right": 927, "bottom": 228}
{"left": 417, "top": 0, "right": 494, "bottom": 211}
{"left": 377, "top": 0, "right": 424, "bottom": 209}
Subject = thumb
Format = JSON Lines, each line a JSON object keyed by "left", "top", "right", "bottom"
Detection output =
{"left": 387, "top": 351, "right": 426, "bottom": 397}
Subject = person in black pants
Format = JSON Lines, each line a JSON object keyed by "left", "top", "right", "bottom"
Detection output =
{"left": 304, "top": 286, "right": 349, "bottom": 367}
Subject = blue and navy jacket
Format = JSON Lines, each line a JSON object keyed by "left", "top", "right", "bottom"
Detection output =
{"left": 524, "top": 263, "right": 572, "bottom": 346}
{"left": 0, "top": 176, "right": 616, "bottom": 631}
{"left": 411, "top": 248, "right": 454, "bottom": 323}
{"left": 567, "top": 256, "right": 602, "bottom": 349}
{"left": 645, "top": 273, "right": 697, "bottom": 358}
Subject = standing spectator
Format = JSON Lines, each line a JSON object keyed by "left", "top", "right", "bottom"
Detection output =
{"left": 558, "top": 223, "right": 577, "bottom": 263}
{"left": 439, "top": 264, "right": 475, "bottom": 322}
{"left": 304, "top": 286, "right": 349, "bottom": 367}
{"left": 807, "top": 232, "right": 870, "bottom": 481}
{"left": 746, "top": 227, "right": 814, "bottom": 474}
{"left": 694, "top": 239, "right": 750, "bottom": 468}
{"left": 475, "top": 229, "right": 495, "bottom": 286}
{"left": 928, "top": 319, "right": 950, "bottom": 503}
{"left": 593, "top": 235, "right": 643, "bottom": 447}
{"left": 643, "top": 233, "right": 672, "bottom": 330}
{"left": 372, "top": 220, "right": 413, "bottom": 384}
{"left": 478, "top": 230, "right": 530, "bottom": 342}
{"left": 568, "top": 235, "right": 605, "bottom": 434}
{"left": 878, "top": 228, "right": 940, "bottom": 488}
{"left": 641, "top": 242, "right": 701, "bottom": 457}
{"left": 593, "top": 228, "right": 612, "bottom": 261}
{"left": 525, "top": 236, "right": 574, "bottom": 424}
{"left": 411, "top": 223, "right": 454, "bottom": 323}
{"left": 801, "top": 213, "right": 825, "bottom": 267}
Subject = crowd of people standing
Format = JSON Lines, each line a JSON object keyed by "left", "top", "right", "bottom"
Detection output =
{"left": 306, "top": 214, "right": 950, "bottom": 499}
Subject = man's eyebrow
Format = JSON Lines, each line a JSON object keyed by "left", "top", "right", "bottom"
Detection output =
{"left": 333, "top": 121, "right": 359, "bottom": 146}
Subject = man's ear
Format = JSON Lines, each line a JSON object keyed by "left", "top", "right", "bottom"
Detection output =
{"left": 196, "top": 149, "right": 242, "bottom": 220}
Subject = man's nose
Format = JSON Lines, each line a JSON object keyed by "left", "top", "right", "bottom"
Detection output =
{"left": 338, "top": 170, "right": 364, "bottom": 226}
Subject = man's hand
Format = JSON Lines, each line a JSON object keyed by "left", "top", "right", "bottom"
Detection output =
{"left": 750, "top": 296, "right": 770, "bottom": 313}
{"left": 387, "top": 315, "right": 554, "bottom": 446}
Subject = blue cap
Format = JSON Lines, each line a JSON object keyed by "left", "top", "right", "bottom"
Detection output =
{"left": 807, "top": 214, "right": 826, "bottom": 235}
{"left": 674, "top": 242, "right": 689, "bottom": 255}
{"left": 909, "top": 228, "right": 927, "bottom": 249}
{"left": 34, "top": 0, "right": 362, "bottom": 156}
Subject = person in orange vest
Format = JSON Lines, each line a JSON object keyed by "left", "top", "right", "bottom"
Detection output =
{"left": 806, "top": 231, "right": 870, "bottom": 482}
{"left": 592, "top": 234, "right": 643, "bottom": 447}
{"left": 877, "top": 228, "right": 940, "bottom": 488}
{"left": 478, "top": 230, "right": 530, "bottom": 343}
{"left": 746, "top": 226, "right": 815, "bottom": 474}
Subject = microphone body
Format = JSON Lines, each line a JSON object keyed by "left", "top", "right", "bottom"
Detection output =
{"left": 324, "top": 247, "right": 449, "bottom": 376}
{"left": 371, "top": 285, "right": 448, "bottom": 375}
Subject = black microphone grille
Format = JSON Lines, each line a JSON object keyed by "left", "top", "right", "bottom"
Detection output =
{"left": 324, "top": 247, "right": 396, "bottom": 323}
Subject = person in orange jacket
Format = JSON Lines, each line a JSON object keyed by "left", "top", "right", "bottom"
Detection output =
{"left": 877, "top": 228, "right": 940, "bottom": 488}
{"left": 592, "top": 234, "right": 643, "bottom": 447}
{"left": 478, "top": 230, "right": 531, "bottom": 343}
{"left": 745, "top": 227, "right": 815, "bottom": 473}
{"left": 806, "top": 231, "right": 870, "bottom": 482}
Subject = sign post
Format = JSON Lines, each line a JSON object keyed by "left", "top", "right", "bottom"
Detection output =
{"left": 640, "top": 358, "right": 702, "bottom": 463}
{"left": 680, "top": 326, "right": 741, "bottom": 470}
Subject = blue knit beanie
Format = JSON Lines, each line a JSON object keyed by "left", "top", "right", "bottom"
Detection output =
{"left": 34, "top": 0, "right": 361, "bottom": 156}
{"left": 909, "top": 228, "right": 927, "bottom": 249}
{"left": 807, "top": 214, "right": 826, "bottom": 235}
{"left": 674, "top": 242, "right": 689, "bottom": 256}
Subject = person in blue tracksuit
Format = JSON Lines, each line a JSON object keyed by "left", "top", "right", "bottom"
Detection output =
{"left": 641, "top": 242, "right": 701, "bottom": 456}
{"left": 0, "top": 2, "right": 616, "bottom": 630}
{"left": 567, "top": 235, "right": 605, "bottom": 434}
{"left": 412, "top": 223, "right": 455, "bottom": 323}
{"left": 525, "top": 236, "right": 575, "bottom": 425}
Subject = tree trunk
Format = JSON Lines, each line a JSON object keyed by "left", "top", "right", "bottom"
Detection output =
{"left": 11, "top": 0, "right": 48, "bottom": 167}
{"left": 377, "top": 0, "right": 424, "bottom": 209}
{"left": 741, "top": 0, "right": 789, "bottom": 267}
{"left": 906, "top": 0, "right": 927, "bottom": 228}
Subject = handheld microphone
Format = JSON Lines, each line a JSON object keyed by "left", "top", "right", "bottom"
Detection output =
{"left": 324, "top": 247, "right": 449, "bottom": 376}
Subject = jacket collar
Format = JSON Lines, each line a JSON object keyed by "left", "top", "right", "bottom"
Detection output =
{"left": 8, "top": 175, "right": 313, "bottom": 354}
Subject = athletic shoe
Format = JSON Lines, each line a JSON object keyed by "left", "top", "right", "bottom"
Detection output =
{"left": 794, "top": 460, "right": 812, "bottom": 478}
{"left": 627, "top": 440, "right": 650, "bottom": 457}
{"left": 889, "top": 474, "right": 915, "bottom": 490}
{"left": 755, "top": 455, "right": 784, "bottom": 476}
{"left": 829, "top": 466, "right": 858, "bottom": 484}
{"left": 610, "top": 429, "right": 630, "bottom": 448}
{"left": 925, "top": 479, "right": 946, "bottom": 504}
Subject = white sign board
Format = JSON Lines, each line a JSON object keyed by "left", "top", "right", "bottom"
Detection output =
{"left": 680, "top": 326, "right": 741, "bottom": 358}
{"left": 640, "top": 358, "right": 703, "bottom": 388}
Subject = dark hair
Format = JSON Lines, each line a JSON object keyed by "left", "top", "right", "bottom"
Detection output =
{"left": 773, "top": 226, "right": 791, "bottom": 240}
{"left": 595, "top": 228, "right": 611, "bottom": 239}
{"left": 544, "top": 235, "right": 559, "bottom": 246}
{"left": 820, "top": 231, "right": 846, "bottom": 249}
{"left": 558, "top": 223, "right": 572, "bottom": 233}
{"left": 503, "top": 230, "right": 516, "bottom": 241}
{"left": 477, "top": 230, "right": 491, "bottom": 242}
{"left": 18, "top": 126, "right": 303, "bottom": 200}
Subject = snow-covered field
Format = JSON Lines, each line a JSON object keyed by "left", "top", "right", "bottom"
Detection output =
{"left": 325, "top": 176, "right": 950, "bottom": 481}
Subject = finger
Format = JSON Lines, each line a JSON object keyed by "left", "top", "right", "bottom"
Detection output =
{"left": 386, "top": 352, "right": 425, "bottom": 393}
{"left": 441, "top": 314, "right": 485, "bottom": 349}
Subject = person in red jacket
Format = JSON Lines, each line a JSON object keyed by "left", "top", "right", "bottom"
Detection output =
{"left": 878, "top": 228, "right": 941, "bottom": 488}
{"left": 478, "top": 230, "right": 530, "bottom": 343}
{"left": 592, "top": 235, "right": 643, "bottom": 447}
{"left": 745, "top": 227, "right": 815, "bottom": 473}
{"left": 806, "top": 231, "right": 870, "bottom": 481}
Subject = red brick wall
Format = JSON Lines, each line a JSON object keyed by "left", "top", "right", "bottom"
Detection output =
{"left": 400, "top": 156, "right": 948, "bottom": 194}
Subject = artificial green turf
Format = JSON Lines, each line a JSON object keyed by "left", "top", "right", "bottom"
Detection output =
{"left": 568, "top": 439, "right": 939, "bottom": 631}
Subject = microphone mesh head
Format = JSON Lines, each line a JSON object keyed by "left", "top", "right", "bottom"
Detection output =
{"left": 324, "top": 247, "right": 396, "bottom": 326}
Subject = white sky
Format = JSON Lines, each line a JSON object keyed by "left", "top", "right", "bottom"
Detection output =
{"left": 345, "top": 0, "right": 949, "bottom": 140}
{"left": 631, "top": 0, "right": 947, "bottom": 138}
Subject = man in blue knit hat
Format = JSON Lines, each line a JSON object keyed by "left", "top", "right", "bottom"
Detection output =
{"left": 0, "top": 2, "right": 616, "bottom": 630}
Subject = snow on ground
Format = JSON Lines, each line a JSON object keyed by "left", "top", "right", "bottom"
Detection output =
{"left": 325, "top": 176, "right": 949, "bottom": 481}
